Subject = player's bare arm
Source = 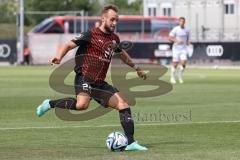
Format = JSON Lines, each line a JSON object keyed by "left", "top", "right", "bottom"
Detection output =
{"left": 119, "top": 49, "right": 147, "bottom": 80}
{"left": 49, "top": 41, "right": 77, "bottom": 65}
{"left": 187, "top": 34, "right": 191, "bottom": 46}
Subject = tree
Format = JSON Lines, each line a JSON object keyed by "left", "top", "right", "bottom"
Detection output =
{"left": 0, "top": 0, "right": 18, "bottom": 23}
{"left": 104, "top": 0, "right": 142, "bottom": 15}
{"left": 24, "top": 0, "right": 101, "bottom": 26}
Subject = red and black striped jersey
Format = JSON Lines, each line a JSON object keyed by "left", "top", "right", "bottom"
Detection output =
{"left": 71, "top": 28, "right": 122, "bottom": 83}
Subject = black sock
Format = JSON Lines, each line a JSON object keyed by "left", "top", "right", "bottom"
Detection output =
{"left": 49, "top": 98, "right": 77, "bottom": 110}
{"left": 119, "top": 108, "right": 135, "bottom": 144}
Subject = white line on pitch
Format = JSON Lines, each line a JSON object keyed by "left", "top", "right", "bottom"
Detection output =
{"left": 0, "top": 120, "right": 240, "bottom": 131}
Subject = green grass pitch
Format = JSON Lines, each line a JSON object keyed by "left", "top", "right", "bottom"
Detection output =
{"left": 0, "top": 66, "right": 240, "bottom": 160}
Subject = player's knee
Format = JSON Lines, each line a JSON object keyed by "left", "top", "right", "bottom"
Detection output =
{"left": 173, "top": 63, "right": 178, "bottom": 68}
{"left": 76, "top": 102, "right": 89, "bottom": 110}
{"left": 172, "top": 64, "right": 178, "bottom": 68}
{"left": 116, "top": 101, "right": 129, "bottom": 110}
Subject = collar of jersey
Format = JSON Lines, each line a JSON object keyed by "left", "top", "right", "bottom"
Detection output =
{"left": 96, "top": 27, "right": 112, "bottom": 35}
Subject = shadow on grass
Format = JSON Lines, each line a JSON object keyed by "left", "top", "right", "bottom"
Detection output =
{"left": 77, "top": 146, "right": 106, "bottom": 149}
{"left": 145, "top": 141, "right": 193, "bottom": 148}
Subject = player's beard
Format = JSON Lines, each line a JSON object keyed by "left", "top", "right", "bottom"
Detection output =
{"left": 104, "top": 23, "right": 115, "bottom": 33}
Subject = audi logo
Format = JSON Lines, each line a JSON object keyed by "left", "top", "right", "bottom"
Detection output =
{"left": 0, "top": 44, "right": 11, "bottom": 58}
{"left": 206, "top": 45, "right": 224, "bottom": 57}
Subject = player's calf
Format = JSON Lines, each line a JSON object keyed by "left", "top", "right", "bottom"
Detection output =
{"left": 170, "top": 65, "right": 177, "bottom": 84}
{"left": 178, "top": 64, "right": 186, "bottom": 83}
{"left": 119, "top": 107, "right": 135, "bottom": 145}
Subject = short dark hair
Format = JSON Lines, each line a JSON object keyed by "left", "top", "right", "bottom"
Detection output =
{"left": 179, "top": 17, "right": 185, "bottom": 21}
{"left": 101, "top": 4, "right": 119, "bottom": 15}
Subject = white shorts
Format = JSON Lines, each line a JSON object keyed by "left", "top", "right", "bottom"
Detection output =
{"left": 172, "top": 49, "right": 188, "bottom": 62}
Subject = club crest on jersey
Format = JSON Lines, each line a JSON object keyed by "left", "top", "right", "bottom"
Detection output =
{"left": 112, "top": 40, "right": 117, "bottom": 45}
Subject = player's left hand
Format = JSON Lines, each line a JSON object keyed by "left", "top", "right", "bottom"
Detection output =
{"left": 136, "top": 68, "right": 147, "bottom": 80}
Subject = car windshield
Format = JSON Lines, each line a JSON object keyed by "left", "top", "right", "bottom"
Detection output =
{"left": 31, "top": 18, "right": 54, "bottom": 33}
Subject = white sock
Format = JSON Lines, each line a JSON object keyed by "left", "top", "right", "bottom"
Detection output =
{"left": 178, "top": 65, "right": 185, "bottom": 81}
{"left": 171, "top": 66, "right": 176, "bottom": 80}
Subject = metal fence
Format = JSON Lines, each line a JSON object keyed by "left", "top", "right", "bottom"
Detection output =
{"left": 190, "top": 28, "right": 240, "bottom": 42}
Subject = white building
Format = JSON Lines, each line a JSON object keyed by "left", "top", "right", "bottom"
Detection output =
{"left": 143, "top": 0, "right": 240, "bottom": 41}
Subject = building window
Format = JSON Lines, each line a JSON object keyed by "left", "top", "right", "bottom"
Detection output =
{"left": 161, "top": 2, "right": 172, "bottom": 17}
{"left": 148, "top": 7, "right": 157, "bottom": 16}
{"left": 225, "top": 3, "right": 235, "bottom": 14}
{"left": 153, "top": 7, "right": 156, "bottom": 16}
{"left": 148, "top": 7, "right": 151, "bottom": 16}
{"left": 163, "top": 8, "right": 171, "bottom": 17}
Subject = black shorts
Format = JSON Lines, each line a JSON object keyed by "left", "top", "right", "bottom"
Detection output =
{"left": 74, "top": 74, "right": 119, "bottom": 107}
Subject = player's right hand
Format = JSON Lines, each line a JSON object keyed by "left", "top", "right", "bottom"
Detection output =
{"left": 48, "top": 57, "right": 61, "bottom": 65}
{"left": 136, "top": 68, "right": 147, "bottom": 80}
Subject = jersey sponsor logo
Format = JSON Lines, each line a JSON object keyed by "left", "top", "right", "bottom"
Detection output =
{"left": 98, "top": 56, "right": 111, "bottom": 63}
{"left": 0, "top": 44, "right": 11, "bottom": 58}
{"left": 102, "top": 40, "right": 116, "bottom": 61}
{"left": 206, "top": 45, "right": 224, "bottom": 57}
{"left": 104, "top": 47, "right": 114, "bottom": 61}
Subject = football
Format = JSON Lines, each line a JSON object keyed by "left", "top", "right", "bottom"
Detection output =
{"left": 106, "top": 131, "right": 128, "bottom": 151}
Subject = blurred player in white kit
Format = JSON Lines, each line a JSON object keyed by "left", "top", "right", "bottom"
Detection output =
{"left": 169, "top": 17, "right": 191, "bottom": 84}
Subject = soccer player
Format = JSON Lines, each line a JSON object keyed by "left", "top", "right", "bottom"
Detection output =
{"left": 36, "top": 5, "right": 147, "bottom": 151}
{"left": 169, "top": 17, "right": 190, "bottom": 84}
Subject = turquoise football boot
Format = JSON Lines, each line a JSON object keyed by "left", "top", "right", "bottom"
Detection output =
{"left": 125, "top": 141, "right": 148, "bottom": 151}
{"left": 36, "top": 99, "right": 51, "bottom": 117}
